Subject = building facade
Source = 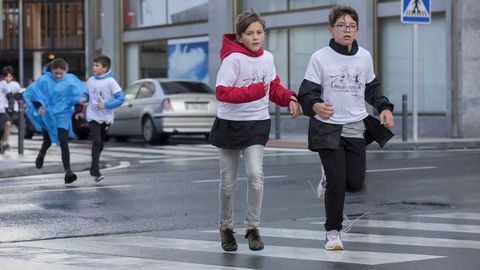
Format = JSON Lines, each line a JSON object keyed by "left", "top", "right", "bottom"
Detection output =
{"left": 5, "top": 0, "right": 480, "bottom": 138}
{"left": 0, "top": 0, "right": 86, "bottom": 83}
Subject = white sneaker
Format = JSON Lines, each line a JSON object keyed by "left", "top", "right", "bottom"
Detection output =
{"left": 325, "top": 230, "right": 344, "bottom": 250}
{"left": 316, "top": 169, "right": 327, "bottom": 199}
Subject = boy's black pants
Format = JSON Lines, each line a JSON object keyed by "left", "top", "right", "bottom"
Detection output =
{"left": 318, "top": 137, "right": 366, "bottom": 232}
{"left": 89, "top": 121, "right": 108, "bottom": 174}
{"left": 40, "top": 128, "right": 70, "bottom": 171}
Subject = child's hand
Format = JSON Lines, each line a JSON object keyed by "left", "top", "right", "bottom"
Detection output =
{"left": 75, "top": 112, "right": 85, "bottom": 120}
{"left": 264, "top": 82, "right": 270, "bottom": 94}
{"left": 313, "top": 102, "right": 334, "bottom": 120}
{"left": 95, "top": 102, "right": 105, "bottom": 110}
{"left": 38, "top": 107, "right": 46, "bottom": 116}
{"left": 79, "top": 98, "right": 87, "bottom": 106}
{"left": 380, "top": 109, "right": 394, "bottom": 128}
{"left": 289, "top": 96, "right": 300, "bottom": 118}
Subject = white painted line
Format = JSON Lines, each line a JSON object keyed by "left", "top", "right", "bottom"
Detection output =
{"left": 366, "top": 166, "right": 436, "bottom": 173}
{"left": 0, "top": 161, "right": 131, "bottom": 182}
{"left": 139, "top": 156, "right": 219, "bottom": 163}
{"left": 139, "top": 260, "right": 254, "bottom": 270}
{"left": 193, "top": 175, "right": 287, "bottom": 183}
{"left": 139, "top": 152, "right": 311, "bottom": 164}
{"left": 89, "top": 236, "right": 443, "bottom": 265}
{"left": 264, "top": 147, "right": 310, "bottom": 152}
{"left": 203, "top": 227, "right": 480, "bottom": 250}
{"left": 311, "top": 219, "right": 480, "bottom": 234}
{"left": 152, "top": 145, "right": 219, "bottom": 153}
{"left": 415, "top": 212, "right": 480, "bottom": 221}
{"left": 106, "top": 147, "right": 208, "bottom": 156}
{"left": 33, "top": 184, "right": 132, "bottom": 193}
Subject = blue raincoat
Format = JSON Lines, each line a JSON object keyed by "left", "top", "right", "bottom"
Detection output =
{"left": 23, "top": 71, "right": 84, "bottom": 144}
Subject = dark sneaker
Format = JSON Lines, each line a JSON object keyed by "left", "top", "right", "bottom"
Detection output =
{"left": 3, "top": 144, "right": 10, "bottom": 151}
{"left": 220, "top": 225, "right": 238, "bottom": 252}
{"left": 35, "top": 153, "right": 45, "bottom": 169}
{"left": 64, "top": 170, "right": 77, "bottom": 184}
{"left": 245, "top": 226, "right": 264, "bottom": 251}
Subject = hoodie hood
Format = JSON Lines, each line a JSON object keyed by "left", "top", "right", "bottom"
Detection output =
{"left": 94, "top": 70, "right": 113, "bottom": 80}
{"left": 220, "top": 34, "right": 264, "bottom": 62}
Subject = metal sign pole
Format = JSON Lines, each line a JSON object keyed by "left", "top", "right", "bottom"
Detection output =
{"left": 412, "top": 24, "right": 418, "bottom": 141}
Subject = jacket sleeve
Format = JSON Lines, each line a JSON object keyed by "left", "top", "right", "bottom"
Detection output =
{"left": 105, "top": 91, "right": 125, "bottom": 109}
{"left": 269, "top": 75, "right": 295, "bottom": 107}
{"left": 298, "top": 79, "right": 324, "bottom": 117}
{"left": 365, "top": 77, "right": 394, "bottom": 113}
{"left": 215, "top": 83, "right": 265, "bottom": 104}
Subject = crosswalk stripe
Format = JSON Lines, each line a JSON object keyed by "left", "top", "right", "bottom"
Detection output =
{"left": 193, "top": 175, "right": 287, "bottom": 183}
{"left": 203, "top": 227, "right": 480, "bottom": 250}
{"left": 105, "top": 147, "right": 210, "bottom": 156}
{"left": 311, "top": 219, "right": 480, "bottom": 234}
{"left": 415, "top": 212, "right": 480, "bottom": 221}
{"left": 87, "top": 236, "right": 443, "bottom": 265}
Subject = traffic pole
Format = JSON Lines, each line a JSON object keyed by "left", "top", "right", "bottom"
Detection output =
{"left": 18, "top": 100, "right": 25, "bottom": 155}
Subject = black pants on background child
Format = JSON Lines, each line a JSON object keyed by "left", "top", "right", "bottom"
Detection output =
{"left": 89, "top": 121, "right": 108, "bottom": 182}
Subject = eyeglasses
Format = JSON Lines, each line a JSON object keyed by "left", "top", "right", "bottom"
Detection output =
{"left": 333, "top": 24, "right": 358, "bottom": 32}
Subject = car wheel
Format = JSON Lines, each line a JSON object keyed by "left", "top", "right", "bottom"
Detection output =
{"left": 142, "top": 117, "right": 160, "bottom": 144}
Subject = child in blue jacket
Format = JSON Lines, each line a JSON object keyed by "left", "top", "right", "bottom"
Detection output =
{"left": 23, "top": 58, "right": 84, "bottom": 184}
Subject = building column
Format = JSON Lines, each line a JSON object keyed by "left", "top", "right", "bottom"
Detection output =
{"left": 99, "top": 0, "right": 121, "bottom": 83}
{"left": 125, "top": 43, "right": 140, "bottom": 86}
{"left": 33, "top": 51, "right": 43, "bottom": 82}
{"left": 208, "top": 0, "right": 234, "bottom": 88}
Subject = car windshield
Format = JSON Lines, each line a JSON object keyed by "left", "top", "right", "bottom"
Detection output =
{"left": 159, "top": 81, "right": 214, "bottom": 95}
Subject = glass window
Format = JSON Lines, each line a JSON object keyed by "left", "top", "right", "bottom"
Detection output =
{"left": 242, "top": 0, "right": 336, "bottom": 13}
{"left": 167, "top": 0, "right": 208, "bottom": 24}
{"left": 289, "top": 0, "right": 337, "bottom": 10}
{"left": 242, "top": 0, "right": 287, "bottom": 13}
{"left": 124, "top": 83, "right": 142, "bottom": 101}
{"left": 136, "top": 82, "right": 155, "bottom": 99}
{"left": 289, "top": 24, "right": 330, "bottom": 92}
{"left": 159, "top": 81, "right": 214, "bottom": 95}
{"left": 379, "top": 14, "right": 447, "bottom": 114}
{"left": 264, "top": 25, "right": 329, "bottom": 113}
{"left": 124, "top": 0, "right": 207, "bottom": 29}
{"left": 140, "top": 41, "right": 168, "bottom": 78}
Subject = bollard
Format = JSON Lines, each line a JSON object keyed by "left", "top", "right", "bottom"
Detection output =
{"left": 18, "top": 100, "right": 25, "bottom": 154}
{"left": 402, "top": 95, "right": 408, "bottom": 142}
{"left": 275, "top": 105, "right": 281, "bottom": 140}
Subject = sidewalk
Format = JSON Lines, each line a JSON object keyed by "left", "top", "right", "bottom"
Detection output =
{"left": 0, "top": 135, "right": 92, "bottom": 179}
{"left": 268, "top": 134, "right": 480, "bottom": 150}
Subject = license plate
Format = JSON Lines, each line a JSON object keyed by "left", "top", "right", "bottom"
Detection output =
{"left": 185, "top": 102, "right": 208, "bottom": 110}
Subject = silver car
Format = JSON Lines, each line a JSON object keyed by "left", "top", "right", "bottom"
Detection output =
{"left": 108, "top": 79, "right": 218, "bottom": 143}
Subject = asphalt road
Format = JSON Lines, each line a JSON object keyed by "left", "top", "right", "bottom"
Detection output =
{"left": 0, "top": 137, "right": 479, "bottom": 269}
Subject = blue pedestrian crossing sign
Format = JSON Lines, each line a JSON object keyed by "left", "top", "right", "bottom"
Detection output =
{"left": 401, "top": 0, "right": 431, "bottom": 24}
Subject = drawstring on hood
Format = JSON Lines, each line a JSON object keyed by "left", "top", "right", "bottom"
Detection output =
{"left": 220, "top": 34, "right": 264, "bottom": 62}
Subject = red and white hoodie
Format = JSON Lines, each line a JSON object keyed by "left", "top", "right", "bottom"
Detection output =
{"left": 215, "top": 34, "right": 295, "bottom": 121}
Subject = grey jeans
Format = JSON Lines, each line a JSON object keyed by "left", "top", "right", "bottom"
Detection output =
{"left": 218, "top": 144, "right": 264, "bottom": 228}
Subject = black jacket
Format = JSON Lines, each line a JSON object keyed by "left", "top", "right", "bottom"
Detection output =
{"left": 298, "top": 39, "right": 394, "bottom": 150}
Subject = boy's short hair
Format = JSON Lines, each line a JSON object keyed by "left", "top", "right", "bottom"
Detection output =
{"left": 235, "top": 9, "right": 265, "bottom": 36}
{"left": 93, "top": 55, "right": 111, "bottom": 70}
{"left": 329, "top": 5, "right": 359, "bottom": 27}
{"left": 2, "top": 66, "right": 15, "bottom": 77}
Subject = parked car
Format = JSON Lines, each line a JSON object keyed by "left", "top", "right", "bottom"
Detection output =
{"left": 107, "top": 79, "right": 218, "bottom": 143}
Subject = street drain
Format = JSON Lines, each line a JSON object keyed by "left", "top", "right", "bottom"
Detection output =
{"left": 376, "top": 201, "right": 455, "bottom": 210}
